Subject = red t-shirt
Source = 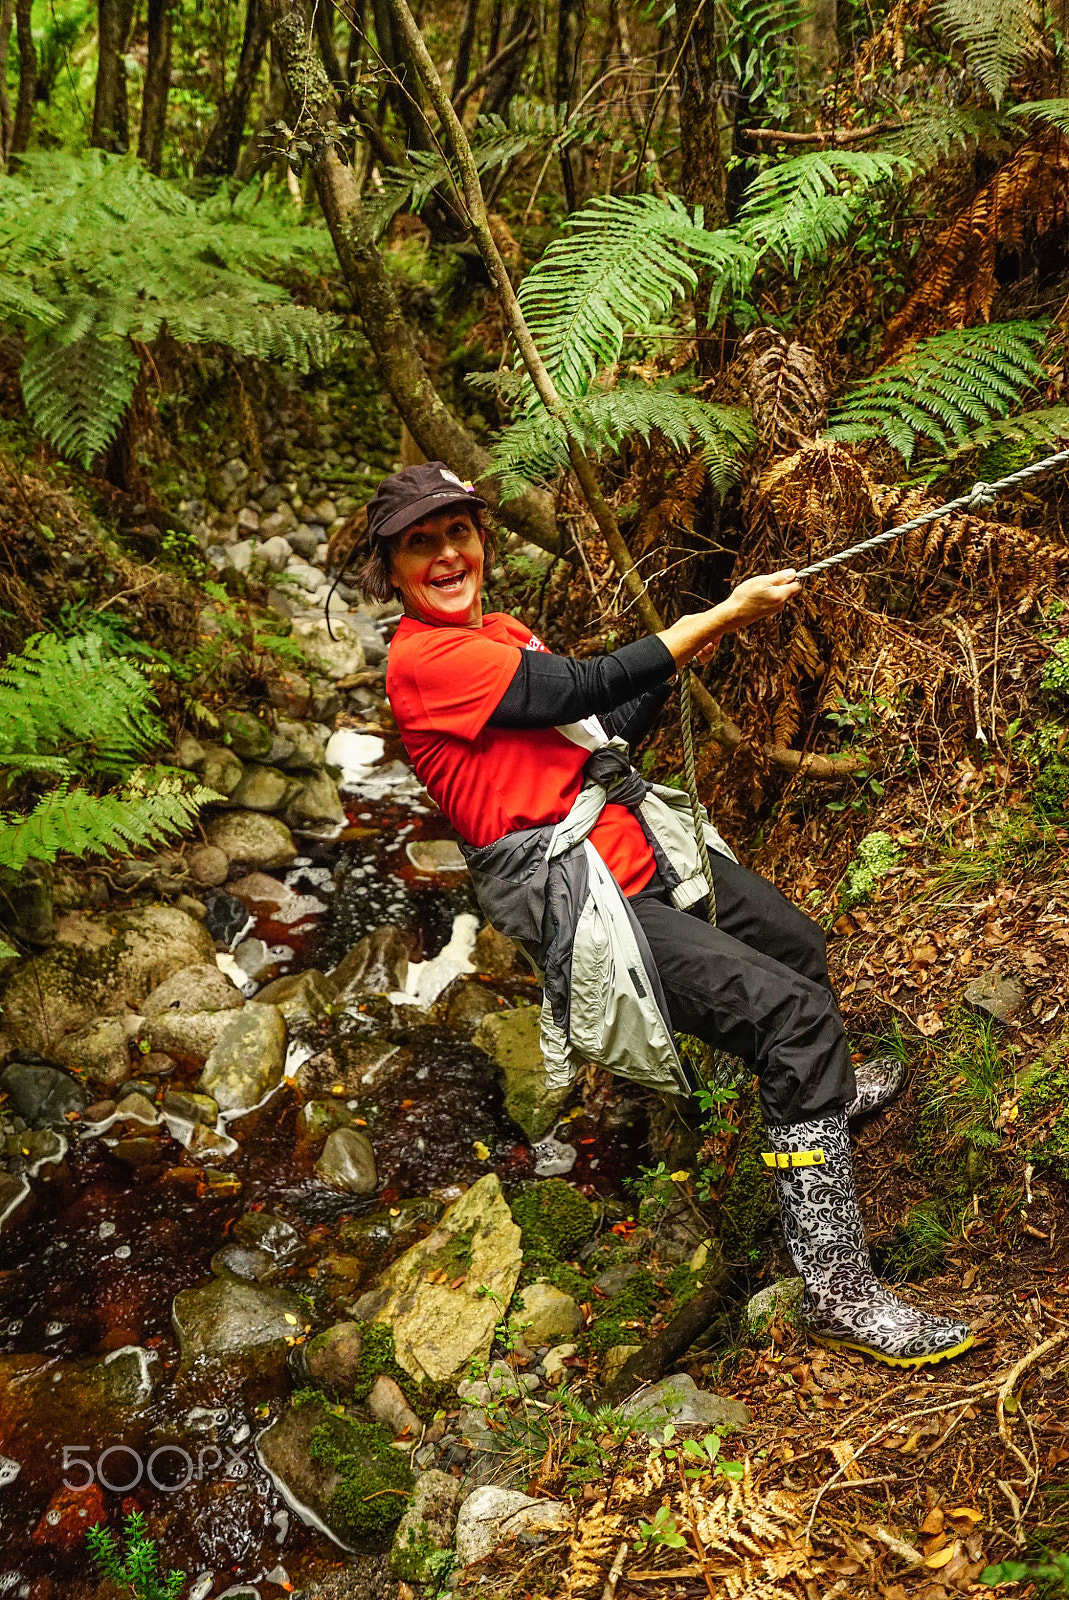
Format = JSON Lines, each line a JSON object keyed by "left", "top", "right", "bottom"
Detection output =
{"left": 386, "top": 613, "right": 657, "bottom": 895}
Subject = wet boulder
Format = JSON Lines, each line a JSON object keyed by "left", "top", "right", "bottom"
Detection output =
{"left": 294, "top": 1039, "right": 412, "bottom": 1099}
{"left": 618, "top": 1374, "right": 750, "bottom": 1435}
{"left": 1, "top": 1061, "right": 88, "bottom": 1128}
{"left": 143, "top": 963, "right": 245, "bottom": 1016}
{"left": 268, "top": 718, "right": 327, "bottom": 772}
{"left": 220, "top": 709, "right": 274, "bottom": 761}
{"left": 283, "top": 771, "right": 346, "bottom": 831}
{"left": 291, "top": 615, "right": 365, "bottom": 680}
{"left": 188, "top": 845, "right": 230, "bottom": 887}
{"left": 331, "top": 925, "right": 409, "bottom": 1001}
{"left": 253, "top": 969, "right": 334, "bottom": 1025}
{"left": 144, "top": 1009, "right": 237, "bottom": 1066}
{"left": 0, "top": 906, "right": 215, "bottom": 1055}
{"left": 198, "top": 1004, "right": 286, "bottom": 1111}
{"left": 315, "top": 1127, "right": 377, "bottom": 1195}
{"left": 226, "top": 765, "right": 295, "bottom": 813}
{"left": 296, "top": 1321, "right": 365, "bottom": 1393}
{"left": 198, "top": 743, "right": 245, "bottom": 797}
{"left": 205, "top": 812, "right": 298, "bottom": 872}
{"left": 53, "top": 1014, "right": 139, "bottom": 1090}
{"left": 257, "top": 1396, "right": 412, "bottom": 1551}
{"left": 354, "top": 1174, "right": 522, "bottom": 1386}
{"left": 474, "top": 1004, "right": 569, "bottom": 1141}
{"left": 172, "top": 1278, "right": 309, "bottom": 1366}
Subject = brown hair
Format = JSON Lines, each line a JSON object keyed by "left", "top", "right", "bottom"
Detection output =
{"left": 356, "top": 509, "right": 497, "bottom": 603}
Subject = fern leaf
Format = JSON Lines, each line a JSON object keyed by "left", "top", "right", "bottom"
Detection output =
{"left": 0, "top": 631, "right": 163, "bottom": 765}
{"left": 933, "top": 0, "right": 1045, "bottom": 104}
{"left": 737, "top": 150, "right": 913, "bottom": 273}
{"left": 0, "top": 772, "right": 215, "bottom": 873}
{"left": 916, "top": 402, "right": 1069, "bottom": 480}
{"left": 824, "top": 320, "right": 1046, "bottom": 462}
{"left": 517, "top": 194, "right": 757, "bottom": 398}
{"left": 19, "top": 330, "right": 140, "bottom": 468}
{"left": 0, "top": 273, "right": 62, "bottom": 327}
{"left": 488, "top": 378, "right": 755, "bottom": 496}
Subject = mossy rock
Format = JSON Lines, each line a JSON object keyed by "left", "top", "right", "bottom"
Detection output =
{"left": 717, "top": 1085, "right": 780, "bottom": 1266}
{"left": 584, "top": 1267, "right": 660, "bottom": 1355}
{"left": 511, "top": 1178, "right": 596, "bottom": 1280}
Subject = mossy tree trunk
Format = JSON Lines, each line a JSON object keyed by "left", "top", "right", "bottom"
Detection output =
{"left": 0, "top": 0, "right": 15, "bottom": 166}
{"left": 10, "top": 0, "right": 35, "bottom": 156}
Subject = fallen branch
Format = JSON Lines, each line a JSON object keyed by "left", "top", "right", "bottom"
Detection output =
{"left": 381, "top": 0, "right": 865, "bottom": 782}
{"left": 603, "top": 1263, "right": 731, "bottom": 1403}
{"left": 738, "top": 119, "right": 905, "bottom": 146}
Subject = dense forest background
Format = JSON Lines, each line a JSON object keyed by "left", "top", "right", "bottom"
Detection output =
{"left": 2, "top": 0, "right": 1069, "bottom": 1597}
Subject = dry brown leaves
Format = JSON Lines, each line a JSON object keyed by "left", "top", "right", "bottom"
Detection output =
{"left": 885, "top": 130, "right": 1069, "bottom": 355}
{"left": 740, "top": 331, "right": 829, "bottom": 458}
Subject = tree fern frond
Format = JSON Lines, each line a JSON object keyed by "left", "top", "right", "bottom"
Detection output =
{"left": 20, "top": 331, "right": 140, "bottom": 468}
{"left": 875, "top": 99, "right": 1002, "bottom": 169}
{"left": 933, "top": 0, "right": 1045, "bottom": 104}
{"left": 737, "top": 150, "right": 913, "bottom": 272}
{"left": 720, "top": 0, "right": 803, "bottom": 97}
{"left": 0, "top": 274, "right": 62, "bottom": 327}
{"left": 1005, "top": 97, "right": 1069, "bottom": 132}
{"left": 517, "top": 194, "right": 757, "bottom": 398}
{"left": 824, "top": 320, "right": 1046, "bottom": 462}
{"left": 0, "top": 772, "right": 216, "bottom": 873}
{"left": 917, "top": 402, "right": 1069, "bottom": 478}
{"left": 0, "top": 630, "right": 164, "bottom": 764}
{"left": 488, "top": 379, "right": 755, "bottom": 496}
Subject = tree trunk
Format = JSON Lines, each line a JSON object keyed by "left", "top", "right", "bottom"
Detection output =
{"left": 263, "top": 0, "right": 561, "bottom": 554}
{"left": 314, "top": 0, "right": 346, "bottom": 88}
{"left": 676, "top": 0, "right": 727, "bottom": 226}
{"left": 197, "top": 0, "right": 270, "bottom": 176}
{"left": 92, "top": 0, "right": 135, "bottom": 151}
{"left": 797, "top": 0, "right": 837, "bottom": 81}
{"left": 10, "top": 0, "right": 35, "bottom": 155}
{"left": 479, "top": 1, "right": 532, "bottom": 119}
{"left": 555, "top": 0, "right": 584, "bottom": 210}
{"left": 603, "top": 1260, "right": 731, "bottom": 1403}
{"left": 451, "top": 0, "right": 479, "bottom": 101}
{"left": 0, "top": 0, "right": 14, "bottom": 166}
{"left": 137, "top": 0, "right": 173, "bottom": 172}
{"left": 346, "top": 0, "right": 367, "bottom": 84}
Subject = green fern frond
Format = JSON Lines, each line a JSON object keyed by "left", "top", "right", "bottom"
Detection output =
{"left": 0, "top": 151, "right": 338, "bottom": 465}
{"left": 737, "top": 150, "right": 913, "bottom": 272}
{"left": 933, "top": 0, "right": 1045, "bottom": 104}
{"left": 1005, "top": 97, "right": 1069, "bottom": 132}
{"left": 875, "top": 99, "right": 1002, "bottom": 169}
{"left": 488, "top": 379, "right": 755, "bottom": 496}
{"left": 0, "top": 773, "right": 215, "bottom": 873}
{"left": 824, "top": 321, "right": 1047, "bottom": 462}
{"left": 915, "top": 402, "right": 1069, "bottom": 481}
{"left": 517, "top": 194, "right": 757, "bottom": 398}
{"left": 0, "top": 630, "right": 164, "bottom": 767}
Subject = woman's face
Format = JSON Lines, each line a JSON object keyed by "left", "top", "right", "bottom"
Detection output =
{"left": 389, "top": 509, "right": 485, "bottom": 627}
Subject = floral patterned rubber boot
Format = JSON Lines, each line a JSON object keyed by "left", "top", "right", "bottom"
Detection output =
{"left": 846, "top": 1054, "right": 907, "bottom": 1121}
{"left": 763, "top": 1111, "right": 974, "bottom": 1367}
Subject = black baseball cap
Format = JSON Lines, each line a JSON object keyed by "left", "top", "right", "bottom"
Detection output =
{"left": 365, "top": 462, "right": 487, "bottom": 542}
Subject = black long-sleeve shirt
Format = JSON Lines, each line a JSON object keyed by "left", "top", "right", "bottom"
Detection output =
{"left": 486, "top": 634, "right": 675, "bottom": 747}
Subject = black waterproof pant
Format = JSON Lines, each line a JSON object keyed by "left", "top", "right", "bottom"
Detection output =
{"left": 628, "top": 853, "right": 855, "bottom": 1127}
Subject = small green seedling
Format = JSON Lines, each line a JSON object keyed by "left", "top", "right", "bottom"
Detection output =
{"left": 87, "top": 1511, "right": 185, "bottom": 1600}
{"left": 634, "top": 1505, "right": 686, "bottom": 1552}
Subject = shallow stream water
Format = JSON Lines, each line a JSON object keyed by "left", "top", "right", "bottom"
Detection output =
{"left": 0, "top": 733, "right": 648, "bottom": 1598}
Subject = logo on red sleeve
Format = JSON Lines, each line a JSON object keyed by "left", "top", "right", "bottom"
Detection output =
{"left": 524, "top": 634, "right": 551, "bottom": 653}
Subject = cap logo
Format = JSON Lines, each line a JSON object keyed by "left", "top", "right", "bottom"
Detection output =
{"left": 438, "top": 469, "right": 467, "bottom": 489}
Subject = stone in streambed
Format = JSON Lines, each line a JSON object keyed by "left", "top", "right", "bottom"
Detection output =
{"left": 284, "top": 770, "right": 346, "bottom": 831}
{"left": 252, "top": 968, "right": 334, "bottom": 1024}
{"left": 454, "top": 1486, "right": 570, "bottom": 1567}
{"left": 188, "top": 845, "right": 230, "bottom": 887}
{"left": 291, "top": 616, "right": 365, "bottom": 680}
{"left": 210, "top": 1243, "right": 277, "bottom": 1282}
{"left": 205, "top": 811, "right": 297, "bottom": 871}
{"left": 198, "top": 1004, "right": 286, "bottom": 1111}
{"left": 143, "top": 962, "right": 245, "bottom": 1016}
{"left": 0, "top": 906, "right": 214, "bottom": 1055}
{"left": 226, "top": 764, "right": 295, "bottom": 813}
{"left": 220, "top": 709, "right": 273, "bottom": 761}
{"left": 367, "top": 1374, "right": 421, "bottom": 1441}
{"left": 258, "top": 534, "right": 294, "bottom": 569}
{"left": 53, "top": 1014, "right": 139, "bottom": 1090}
{"left": 444, "top": 981, "right": 506, "bottom": 1036}
{"left": 298, "top": 1321, "right": 365, "bottom": 1392}
{"left": 474, "top": 924, "right": 520, "bottom": 976}
{"left": 508, "top": 1283, "right": 581, "bottom": 1346}
{"left": 474, "top": 1005, "right": 568, "bottom": 1141}
{"left": 256, "top": 1395, "right": 412, "bottom": 1551}
{"left": 405, "top": 839, "right": 466, "bottom": 874}
{"left": 233, "top": 1210, "right": 304, "bottom": 1264}
{"left": 331, "top": 924, "right": 409, "bottom": 1000}
{"left": 172, "top": 1278, "right": 307, "bottom": 1366}
{"left": 316, "top": 1127, "right": 377, "bottom": 1194}
{"left": 145, "top": 1009, "right": 236, "bottom": 1065}
{"left": 203, "top": 890, "right": 254, "bottom": 947}
{"left": 355, "top": 1174, "right": 522, "bottom": 1385}
{"left": 162, "top": 1089, "right": 219, "bottom": 1126}
{"left": 267, "top": 718, "right": 326, "bottom": 771}
{"left": 389, "top": 1469, "right": 460, "bottom": 1584}
{"left": 0, "top": 1062, "right": 88, "bottom": 1128}
{"left": 198, "top": 743, "right": 245, "bottom": 797}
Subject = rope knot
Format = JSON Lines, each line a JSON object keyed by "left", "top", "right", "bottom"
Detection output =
{"left": 967, "top": 481, "right": 997, "bottom": 511}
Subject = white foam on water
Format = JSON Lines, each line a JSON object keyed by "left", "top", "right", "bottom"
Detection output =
{"left": 0, "top": 1456, "right": 20, "bottom": 1488}
{"left": 325, "top": 729, "right": 385, "bottom": 786}
{"left": 284, "top": 1041, "right": 315, "bottom": 1080}
{"left": 394, "top": 912, "right": 479, "bottom": 1009}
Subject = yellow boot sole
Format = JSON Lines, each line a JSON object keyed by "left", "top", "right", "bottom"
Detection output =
{"left": 810, "top": 1330, "right": 975, "bottom": 1368}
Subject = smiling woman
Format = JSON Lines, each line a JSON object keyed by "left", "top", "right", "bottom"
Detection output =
{"left": 362, "top": 460, "right": 973, "bottom": 1371}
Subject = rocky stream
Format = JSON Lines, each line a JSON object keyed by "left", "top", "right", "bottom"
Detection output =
{"left": 0, "top": 470, "right": 732, "bottom": 1600}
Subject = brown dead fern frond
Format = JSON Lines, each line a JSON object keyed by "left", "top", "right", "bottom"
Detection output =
{"left": 852, "top": 0, "right": 931, "bottom": 87}
{"left": 565, "top": 1499, "right": 629, "bottom": 1600}
{"left": 740, "top": 330, "right": 829, "bottom": 456}
{"left": 633, "top": 451, "right": 708, "bottom": 559}
{"left": 757, "top": 440, "right": 879, "bottom": 557}
{"left": 884, "top": 129, "right": 1069, "bottom": 354}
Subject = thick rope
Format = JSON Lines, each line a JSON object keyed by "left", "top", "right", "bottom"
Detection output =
{"left": 680, "top": 666, "right": 717, "bottom": 924}
{"left": 677, "top": 442, "right": 1069, "bottom": 904}
{"left": 795, "top": 445, "right": 1069, "bottom": 579}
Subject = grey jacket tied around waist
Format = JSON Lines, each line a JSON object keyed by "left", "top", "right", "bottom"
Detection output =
{"left": 461, "top": 739, "right": 737, "bottom": 1099}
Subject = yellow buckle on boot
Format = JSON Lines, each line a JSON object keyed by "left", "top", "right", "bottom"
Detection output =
{"left": 761, "top": 1149, "right": 826, "bottom": 1168}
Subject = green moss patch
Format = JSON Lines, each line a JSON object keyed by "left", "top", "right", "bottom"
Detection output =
{"left": 511, "top": 1179, "right": 596, "bottom": 1281}
{"left": 308, "top": 1411, "right": 414, "bottom": 1542}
